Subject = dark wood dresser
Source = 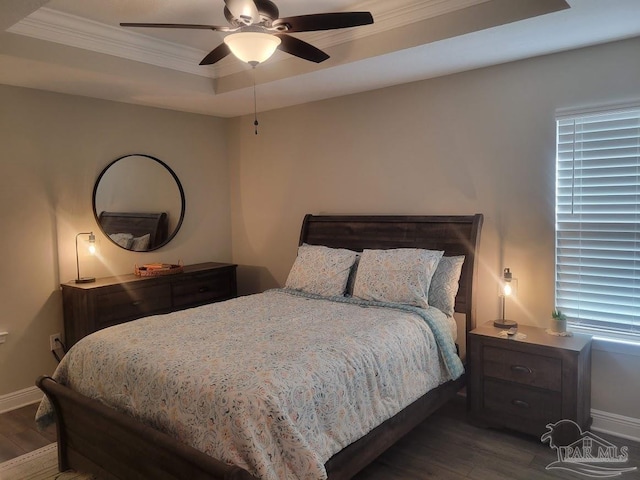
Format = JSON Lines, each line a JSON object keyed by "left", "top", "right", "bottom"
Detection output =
{"left": 61, "top": 262, "right": 237, "bottom": 348}
{"left": 468, "top": 322, "right": 592, "bottom": 440}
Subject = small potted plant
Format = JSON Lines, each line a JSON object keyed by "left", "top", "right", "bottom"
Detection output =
{"left": 551, "top": 308, "right": 568, "bottom": 334}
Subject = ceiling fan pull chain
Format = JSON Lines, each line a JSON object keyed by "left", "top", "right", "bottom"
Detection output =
{"left": 253, "top": 67, "right": 259, "bottom": 135}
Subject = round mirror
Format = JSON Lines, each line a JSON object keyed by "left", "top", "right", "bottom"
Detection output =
{"left": 92, "top": 154, "right": 185, "bottom": 252}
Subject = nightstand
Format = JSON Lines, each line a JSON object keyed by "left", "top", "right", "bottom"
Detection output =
{"left": 468, "top": 322, "right": 592, "bottom": 439}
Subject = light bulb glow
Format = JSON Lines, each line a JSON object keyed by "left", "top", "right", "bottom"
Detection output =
{"left": 503, "top": 283, "right": 512, "bottom": 296}
{"left": 88, "top": 232, "right": 96, "bottom": 254}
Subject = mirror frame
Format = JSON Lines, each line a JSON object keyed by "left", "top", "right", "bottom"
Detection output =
{"left": 92, "top": 154, "right": 186, "bottom": 252}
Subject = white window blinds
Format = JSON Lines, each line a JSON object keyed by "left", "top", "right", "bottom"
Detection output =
{"left": 556, "top": 106, "right": 640, "bottom": 339}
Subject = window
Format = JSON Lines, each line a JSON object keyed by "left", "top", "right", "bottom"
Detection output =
{"left": 555, "top": 105, "right": 640, "bottom": 340}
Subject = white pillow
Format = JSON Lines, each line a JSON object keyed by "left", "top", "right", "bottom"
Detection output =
{"left": 428, "top": 255, "right": 465, "bottom": 316}
{"left": 352, "top": 248, "right": 444, "bottom": 308}
{"left": 285, "top": 244, "right": 358, "bottom": 297}
{"left": 131, "top": 233, "right": 151, "bottom": 251}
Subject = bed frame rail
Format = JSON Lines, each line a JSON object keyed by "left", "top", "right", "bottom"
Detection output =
{"left": 324, "top": 374, "right": 465, "bottom": 479}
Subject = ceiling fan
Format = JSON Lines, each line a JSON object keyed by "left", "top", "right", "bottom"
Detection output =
{"left": 120, "top": 0, "right": 374, "bottom": 66}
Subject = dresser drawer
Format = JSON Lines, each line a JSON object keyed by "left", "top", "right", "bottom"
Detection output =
{"left": 483, "top": 345, "right": 562, "bottom": 391}
{"left": 483, "top": 378, "right": 562, "bottom": 425}
{"left": 62, "top": 262, "right": 237, "bottom": 348}
{"left": 172, "top": 270, "right": 235, "bottom": 308}
{"left": 96, "top": 283, "right": 172, "bottom": 328}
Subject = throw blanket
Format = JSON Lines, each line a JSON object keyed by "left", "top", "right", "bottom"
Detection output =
{"left": 37, "top": 289, "right": 463, "bottom": 480}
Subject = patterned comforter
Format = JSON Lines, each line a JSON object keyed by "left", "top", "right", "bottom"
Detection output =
{"left": 37, "top": 289, "right": 463, "bottom": 480}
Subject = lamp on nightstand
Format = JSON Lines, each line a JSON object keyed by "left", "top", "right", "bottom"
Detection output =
{"left": 494, "top": 267, "right": 518, "bottom": 329}
{"left": 75, "top": 232, "right": 96, "bottom": 284}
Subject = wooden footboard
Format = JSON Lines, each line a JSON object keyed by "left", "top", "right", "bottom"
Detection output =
{"left": 37, "top": 376, "right": 258, "bottom": 480}
{"left": 38, "top": 374, "right": 464, "bottom": 480}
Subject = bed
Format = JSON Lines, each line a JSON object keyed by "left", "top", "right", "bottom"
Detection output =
{"left": 98, "top": 211, "right": 169, "bottom": 250}
{"left": 37, "top": 213, "right": 483, "bottom": 480}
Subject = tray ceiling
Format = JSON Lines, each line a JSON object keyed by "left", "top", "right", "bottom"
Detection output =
{"left": 1, "top": 0, "right": 640, "bottom": 117}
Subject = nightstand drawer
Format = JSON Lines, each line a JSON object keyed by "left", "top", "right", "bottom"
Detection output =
{"left": 483, "top": 346, "right": 562, "bottom": 391}
{"left": 468, "top": 323, "right": 592, "bottom": 439}
{"left": 96, "top": 284, "right": 172, "bottom": 327}
{"left": 483, "top": 378, "right": 562, "bottom": 424}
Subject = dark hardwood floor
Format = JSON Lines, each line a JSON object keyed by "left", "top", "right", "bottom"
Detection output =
{"left": 1, "top": 396, "right": 639, "bottom": 479}
{"left": 354, "top": 397, "right": 640, "bottom": 480}
{"left": 0, "top": 402, "right": 56, "bottom": 463}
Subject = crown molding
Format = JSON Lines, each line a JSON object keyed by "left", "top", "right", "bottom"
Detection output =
{"left": 7, "top": 0, "right": 489, "bottom": 78}
{"left": 7, "top": 7, "right": 237, "bottom": 78}
{"left": 305, "top": 0, "right": 491, "bottom": 48}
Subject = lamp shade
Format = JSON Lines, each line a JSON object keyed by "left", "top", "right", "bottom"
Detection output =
{"left": 75, "top": 232, "right": 96, "bottom": 284}
{"left": 494, "top": 267, "right": 518, "bottom": 329}
{"left": 224, "top": 32, "right": 281, "bottom": 65}
{"left": 500, "top": 267, "right": 518, "bottom": 297}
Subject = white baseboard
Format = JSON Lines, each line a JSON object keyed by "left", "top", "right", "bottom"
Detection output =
{"left": 0, "top": 386, "right": 43, "bottom": 414}
{"left": 591, "top": 408, "right": 640, "bottom": 443}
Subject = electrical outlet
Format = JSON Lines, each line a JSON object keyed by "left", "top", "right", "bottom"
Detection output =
{"left": 50, "top": 333, "right": 62, "bottom": 351}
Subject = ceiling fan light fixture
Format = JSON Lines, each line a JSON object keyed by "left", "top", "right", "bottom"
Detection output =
{"left": 224, "top": 32, "right": 281, "bottom": 66}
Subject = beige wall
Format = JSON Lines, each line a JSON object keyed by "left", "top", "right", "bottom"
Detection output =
{"left": 0, "top": 86, "right": 231, "bottom": 396}
{"left": 229, "top": 37, "right": 640, "bottom": 420}
{"left": 1, "top": 35, "right": 638, "bottom": 427}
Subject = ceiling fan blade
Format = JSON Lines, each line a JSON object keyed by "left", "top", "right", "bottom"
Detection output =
{"left": 272, "top": 12, "right": 373, "bottom": 33}
{"left": 224, "top": 0, "right": 260, "bottom": 25}
{"left": 120, "top": 22, "right": 231, "bottom": 32}
{"left": 275, "top": 34, "right": 329, "bottom": 63}
{"left": 199, "top": 43, "right": 232, "bottom": 65}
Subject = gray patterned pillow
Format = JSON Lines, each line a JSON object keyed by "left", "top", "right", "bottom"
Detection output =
{"left": 428, "top": 256, "right": 465, "bottom": 316}
{"left": 131, "top": 233, "right": 151, "bottom": 251}
{"left": 352, "top": 248, "right": 444, "bottom": 308}
{"left": 285, "top": 245, "right": 358, "bottom": 297}
{"left": 109, "top": 233, "right": 133, "bottom": 249}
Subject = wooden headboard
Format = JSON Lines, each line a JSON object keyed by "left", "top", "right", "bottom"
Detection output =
{"left": 98, "top": 211, "right": 169, "bottom": 250}
{"left": 299, "top": 214, "right": 483, "bottom": 333}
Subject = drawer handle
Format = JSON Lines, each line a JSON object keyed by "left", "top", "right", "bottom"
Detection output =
{"left": 131, "top": 300, "right": 143, "bottom": 306}
{"left": 511, "top": 399, "right": 530, "bottom": 409}
{"left": 198, "top": 287, "right": 210, "bottom": 293}
{"left": 511, "top": 365, "right": 533, "bottom": 375}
